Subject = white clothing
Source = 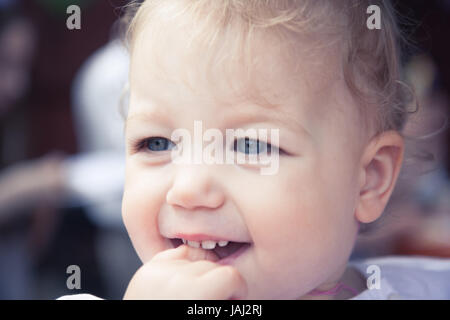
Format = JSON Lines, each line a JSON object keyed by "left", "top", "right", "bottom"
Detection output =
{"left": 350, "top": 255, "right": 450, "bottom": 299}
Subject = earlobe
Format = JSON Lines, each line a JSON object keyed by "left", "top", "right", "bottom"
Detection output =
{"left": 355, "top": 131, "right": 404, "bottom": 224}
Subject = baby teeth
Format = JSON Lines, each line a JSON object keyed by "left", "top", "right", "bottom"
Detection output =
{"left": 218, "top": 241, "right": 229, "bottom": 247}
{"left": 201, "top": 240, "right": 216, "bottom": 249}
{"left": 181, "top": 239, "right": 229, "bottom": 249}
{"left": 187, "top": 240, "right": 200, "bottom": 248}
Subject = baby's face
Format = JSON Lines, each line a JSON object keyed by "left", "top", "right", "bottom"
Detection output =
{"left": 123, "top": 24, "right": 367, "bottom": 299}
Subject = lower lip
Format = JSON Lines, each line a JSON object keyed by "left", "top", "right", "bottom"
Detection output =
{"left": 217, "top": 243, "right": 251, "bottom": 265}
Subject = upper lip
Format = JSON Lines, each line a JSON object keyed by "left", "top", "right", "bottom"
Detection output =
{"left": 169, "top": 233, "right": 250, "bottom": 243}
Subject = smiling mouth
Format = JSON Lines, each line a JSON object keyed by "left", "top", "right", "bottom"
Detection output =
{"left": 170, "top": 238, "right": 251, "bottom": 260}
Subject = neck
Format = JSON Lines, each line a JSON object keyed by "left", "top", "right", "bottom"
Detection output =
{"left": 298, "top": 266, "right": 367, "bottom": 300}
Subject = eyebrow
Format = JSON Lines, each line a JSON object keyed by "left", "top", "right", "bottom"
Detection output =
{"left": 223, "top": 107, "right": 312, "bottom": 138}
{"left": 126, "top": 109, "right": 167, "bottom": 123}
{"left": 125, "top": 107, "right": 174, "bottom": 131}
{"left": 125, "top": 92, "right": 312, "bottom": 137}
{"left": 126, "top": 108, "right": 312, "bottom": 143}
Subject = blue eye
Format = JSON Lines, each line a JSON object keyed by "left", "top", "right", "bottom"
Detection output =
{"left": 145, "top": 137, "right": 176, "bottom": 152}
{"left": 234, "top": 137, "right": 271, "bottom": 154}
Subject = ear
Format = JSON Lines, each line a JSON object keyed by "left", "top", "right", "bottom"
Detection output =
{"left": 355, "top": 130, "right": 404, "bottom": 224}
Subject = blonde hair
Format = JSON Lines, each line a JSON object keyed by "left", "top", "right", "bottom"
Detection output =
{"left": 118, "top": 1, "right": 441, "bottom": 238}
{"left": 120, "top": 0, "right": 416, "bottom": 136}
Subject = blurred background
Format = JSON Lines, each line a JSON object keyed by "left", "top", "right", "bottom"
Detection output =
{"left": 0, "top": 0, "right": 449, "bottom": 299}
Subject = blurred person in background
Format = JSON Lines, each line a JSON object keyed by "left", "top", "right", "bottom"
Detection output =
{"left": 0, "top": 4, "right": 57, "bottom": 299}
{"left": 0, "top": 0, "right": 138, "bottom": 299}
{"left": 66, "top": 36, "right": 140, "bottom": 299}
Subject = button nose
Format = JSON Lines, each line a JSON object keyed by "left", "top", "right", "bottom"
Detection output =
{"left": 166, "top": 165, "right": 225, "bottom": 210}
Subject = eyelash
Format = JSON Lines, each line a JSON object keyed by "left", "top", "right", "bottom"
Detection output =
{"left": 130, "top": 137, "right": 172, "bottom": 154}
{"left": 131, "top": 137, "right": 286, "bottom": 155}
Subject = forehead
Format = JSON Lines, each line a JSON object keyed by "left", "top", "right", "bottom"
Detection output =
{"left": 128, "top": 12, "right": 342, "bottom": 126}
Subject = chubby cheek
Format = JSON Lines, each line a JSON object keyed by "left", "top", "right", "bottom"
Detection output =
{"left": 248, "top": 162, "right": 335, "bottom": 251}
{"left": 242, "top": 159, "right": 357, "bottom": 297}
{"left": 122, "top": 164, "right": 169, "bottom": 263}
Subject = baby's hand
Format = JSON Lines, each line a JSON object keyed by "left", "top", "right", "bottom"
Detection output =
{"left": 123, "top": 245, "right": 247, "bottom": 300}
